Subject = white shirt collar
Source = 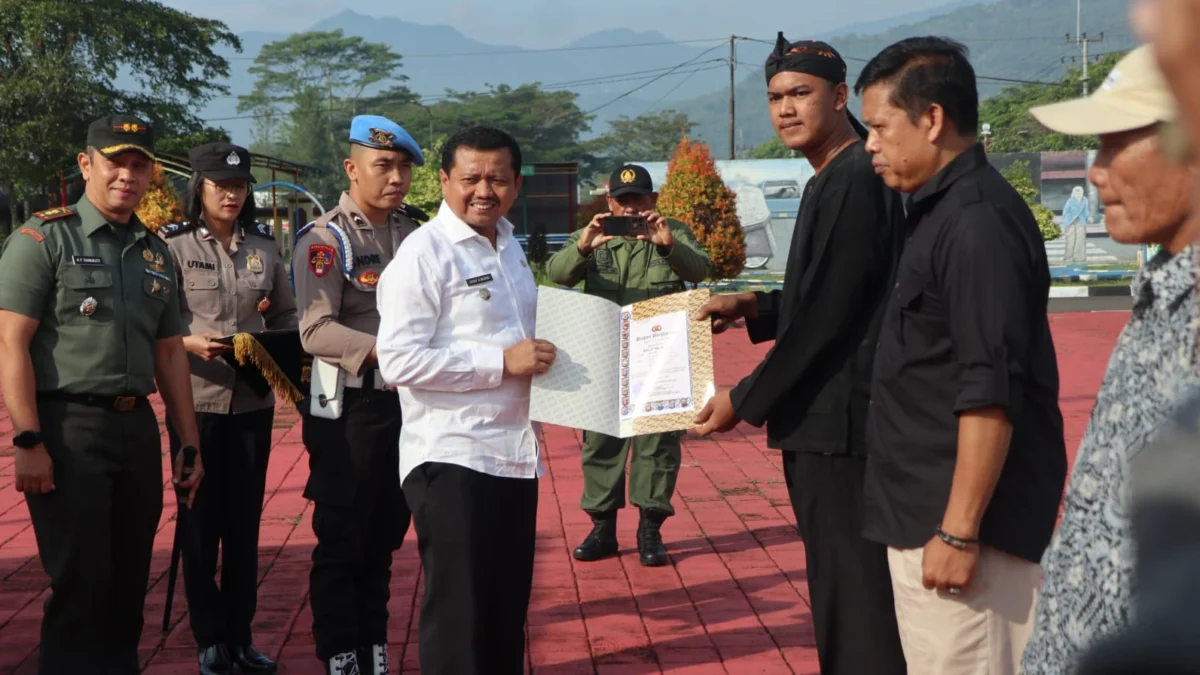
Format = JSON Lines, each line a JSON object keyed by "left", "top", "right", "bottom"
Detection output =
{"left": 435, "top": 200, "right": 515, "bottom": 247}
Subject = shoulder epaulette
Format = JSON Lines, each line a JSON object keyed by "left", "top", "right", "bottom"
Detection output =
{"left": 247, "top": 222, "right": 275, "bottom": 239}
{"left": 159, "top": 221, "right": 197, "bottom": 238}
{"left": 31, "top": 206, "right": 76, "bottom": 223}
{"left": 398, "top": 203, "right": 430, "bottom": 224}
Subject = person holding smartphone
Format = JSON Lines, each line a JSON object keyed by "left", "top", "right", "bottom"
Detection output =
{"left": 545, "top": 163, "right": 713, "bottom": 567}
{"left": 159, "top": 141, "right": 298, "bottom": 675}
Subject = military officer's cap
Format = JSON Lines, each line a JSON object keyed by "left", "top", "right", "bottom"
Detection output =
{"left": 608, "top": 163, "right": 654, "bottom": 197}
{"left": 348, "top": 115, "right": 424, "bottom": 166}
{"left": 188, "top": 142, "right": 256, "bottom": 183}
{"left": 87, "top": 114, "right": 155, "bottom": 161}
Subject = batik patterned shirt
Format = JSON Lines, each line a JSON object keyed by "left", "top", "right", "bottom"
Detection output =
{"left": 1022, "top": 246, "right": 1199, "bottom": 674}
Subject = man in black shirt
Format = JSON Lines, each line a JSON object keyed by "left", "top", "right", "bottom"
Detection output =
{"left": 694, "top": 33, "right": 908, "bottom": 675}
{"left": 855, "top": 37, "right": 1067, "bottom": 674}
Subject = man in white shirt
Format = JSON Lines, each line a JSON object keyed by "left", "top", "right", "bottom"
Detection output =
{"left": 375, "top": 125, "right": 556, "bottom": 675}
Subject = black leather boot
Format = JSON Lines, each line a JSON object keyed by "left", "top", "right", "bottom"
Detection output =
{"left": 230, "top": 644, "right": 278, "bottom": 672}
{"left": 198, "top": 644, "right": 233, "bottom": 675}
{"left": 637, "top": 509, "right": 669, "bottom": 567}
{"left": 573, "top": 511, "right": 618, "bottom": 561}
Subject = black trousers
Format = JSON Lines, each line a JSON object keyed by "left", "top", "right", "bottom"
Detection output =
{"left": 166, "top": 408, "right": 274, "bottom": 648}
{"left": 301, "top": 388, "right": 410, "bottom": 661}
{"left": 26, "top": 398, "right": 162, "bottom": 675}
{"left": 402, "top": 462, "right": 538, "bottom": 675}
{"left": 783, "top": 452, "right": 907, "bottom": 675}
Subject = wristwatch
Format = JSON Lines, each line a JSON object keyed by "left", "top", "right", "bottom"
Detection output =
{"left": 13, "top": 430, "right": 43, "bottom": 449}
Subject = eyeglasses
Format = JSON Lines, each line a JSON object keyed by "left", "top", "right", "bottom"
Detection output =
{"left": 205, "top": 180, "right": 250, "bottom": 196}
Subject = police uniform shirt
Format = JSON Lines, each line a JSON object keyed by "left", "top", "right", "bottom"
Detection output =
{"left": 162, "top": 220, "right": 299, "bottom": 414}
{"left": 375, "top": 202, "right": 541, "bottom": 485}
{"left": 0, "top": 196, "right": 182, "bottom": 395}
{"left": 293, "top": 191, "right": 419, "bottom": 376}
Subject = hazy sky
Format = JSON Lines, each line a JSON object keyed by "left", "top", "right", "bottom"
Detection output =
{"left": 161, "top": 0, "right": 956, "bottom": 47}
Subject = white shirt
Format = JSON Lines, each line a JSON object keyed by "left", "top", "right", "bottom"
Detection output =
{"left": 376, "top": 201, "right": 542, "bottom": 484}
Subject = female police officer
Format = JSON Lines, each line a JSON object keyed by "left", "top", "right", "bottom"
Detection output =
{"left": 159, "top": 142, "right": 299, "bottom": 675}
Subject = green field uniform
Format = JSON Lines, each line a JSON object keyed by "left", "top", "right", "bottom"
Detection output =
{"left": 545, "top": 219, "right": 712, "bottom": 518}
{"left": 0, "top": 194, "right": 182, "bottom": 674}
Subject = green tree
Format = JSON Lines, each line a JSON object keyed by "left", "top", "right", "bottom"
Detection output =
{"left": 0, "top": 0, "right": 239, "bottom": 232}
{"left": 980, "top": 51, "right": 1127, "bottom": 153}
{"left": 588, "top": 110, "right": 695, "bottom": 163}
{"left": 746, "top": 137, "right": 796, "bottom": 159}
{"left": 238, "top": 30, "right": 415, "bottom": 204}
{"left": 1001, "top": 160, "right": 1060, "bottom": 241}
{"left": 406, "top": 134, "right": 446, "bottom": 215}
{"left": 406, "top": 84, "right": 592, "bottom": 164}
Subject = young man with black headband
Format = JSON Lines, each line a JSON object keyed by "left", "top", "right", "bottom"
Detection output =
{"left": 694, "top": 33, "right": 908, "bottom": 675}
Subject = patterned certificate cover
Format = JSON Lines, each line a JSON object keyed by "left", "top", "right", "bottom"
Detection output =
{"left": 530, "top": 286, "right": 715, "bottom": 438}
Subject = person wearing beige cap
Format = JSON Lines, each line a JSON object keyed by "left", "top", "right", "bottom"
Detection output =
{"left": 1021, "top": 45, "right": 1200, "bottom": 674}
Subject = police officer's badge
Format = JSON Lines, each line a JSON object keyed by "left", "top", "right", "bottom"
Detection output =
{"left": 226, "top": 151, "right": 241, "bottom": 166}
{"left": 368, "top": 128, "right": 396, "bottom": 148}
{"left": 80, "top": 297, "right": 98, "bottom": 316}
{"left": 246, "top": 253, "right": 264, "bottom": 274}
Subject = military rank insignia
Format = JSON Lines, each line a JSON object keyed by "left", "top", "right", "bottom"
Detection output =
{"left": 309, "top": 244, "right": 335, "bottom": 277}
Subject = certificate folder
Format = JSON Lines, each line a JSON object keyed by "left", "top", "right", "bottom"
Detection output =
{"left": 530, "top": 286, "right": 715, "bottom": 438}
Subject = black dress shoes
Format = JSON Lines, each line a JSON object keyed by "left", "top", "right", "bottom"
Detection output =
{"left": 198, "top": 645, "right": 232, "bottom": 675}
{"left": 230, "top": 644, "right": 278, "bottom": 673}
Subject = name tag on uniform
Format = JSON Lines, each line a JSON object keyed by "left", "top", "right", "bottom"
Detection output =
{"left": 466, "top": 274, "right": 493, "bottom": 287}
{"left": 72, "top": 255, "right": 104, "bottom": 266}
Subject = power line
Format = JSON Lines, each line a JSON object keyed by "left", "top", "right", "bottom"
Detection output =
{"left": 224, "top": 37, "right": 728, "bottom": 61}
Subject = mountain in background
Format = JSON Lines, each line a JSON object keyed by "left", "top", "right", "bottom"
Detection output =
{"left": 683, "top": 0, "right": 1137, "bottom": 156}
{"left": 192, "top": 0, "right": 997, "bottom": 146}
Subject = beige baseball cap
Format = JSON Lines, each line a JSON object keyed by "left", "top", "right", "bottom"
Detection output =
{"left": 1030, "top": 45, "right": 1178, "bottom": 137}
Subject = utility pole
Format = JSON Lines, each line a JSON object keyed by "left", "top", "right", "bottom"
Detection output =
{"left": 728, "top": 35, "right": 736, "bottom": 160}
{"left": 1067, "top": 0, "right": 1104, "bottom": 97}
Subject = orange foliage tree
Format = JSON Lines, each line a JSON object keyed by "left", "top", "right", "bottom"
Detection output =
{"left": 576, "top": 193, "right": 608, "bottom": 230}
{"left": 656, "top": 136, "right": 745, "bottom": 280}
{"left": 136, "top": 163, "right": 184, "bottom": 233}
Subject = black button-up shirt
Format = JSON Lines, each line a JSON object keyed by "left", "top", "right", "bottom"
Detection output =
{"left": 862, "top": 144, "right": 1067, "bottom": 564}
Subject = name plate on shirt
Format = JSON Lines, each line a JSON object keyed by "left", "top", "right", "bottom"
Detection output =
{"left": 466, "top": 273, "right": 493, "bottom": 287}
{"left": 72, "top": 255, "right": 104, "bottom": 266}
{"left": 529, "top": 287, "right": 715, "bottom": 439}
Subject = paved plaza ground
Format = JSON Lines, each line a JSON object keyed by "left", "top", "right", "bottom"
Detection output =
{"left": 0, "top": 312, "right": 1128, "bottom": 674}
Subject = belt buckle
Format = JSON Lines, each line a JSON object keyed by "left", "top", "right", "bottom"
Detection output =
{"left": 114, "top": 396, "right": 136, "bottom": 412}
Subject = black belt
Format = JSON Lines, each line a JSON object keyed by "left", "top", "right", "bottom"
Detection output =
{"left": 38, "top": 391, "right": 150, "bottom": 412}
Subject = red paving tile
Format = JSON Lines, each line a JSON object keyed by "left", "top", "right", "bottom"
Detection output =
{"left": 0, "top": 314, "right": 1126, "bottom": 674}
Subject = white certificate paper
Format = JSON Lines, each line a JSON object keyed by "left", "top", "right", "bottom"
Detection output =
{"left": 530, "top": 286, "right": 714, "bottom": 438}
{"left": 620, "top": 310, "right": 693, "bottom": 420}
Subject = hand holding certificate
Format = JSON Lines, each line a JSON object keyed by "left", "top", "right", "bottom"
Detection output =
{"left": 529, "top": 286, "right": 715, "bottom": 438}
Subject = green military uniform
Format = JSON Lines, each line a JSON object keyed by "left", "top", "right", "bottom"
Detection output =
{"left": 546, "top": 215, "right": 712, "bottom": 528}
{"left": 0, "top": 117, "right": 182, "bottom": 674}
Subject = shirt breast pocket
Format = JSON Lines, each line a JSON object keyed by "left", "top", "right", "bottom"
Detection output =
{"left": 61, "top": 266, "right": 115, "bottom": 326}
{"left": 183, "top": 270, "right": 220, "bottom": 315}
{"left": 896, "top": 283, "right": 939, "bottom": 350}
{"left": 142, "top": 272, "right": 172, "bottom": 313}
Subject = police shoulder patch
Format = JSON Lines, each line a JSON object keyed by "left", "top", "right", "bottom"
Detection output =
{"left": 249, "top": 222, "right": 275, "bottom": 239}
{"left": 398, "top": 203, "right": 430, "bottom": 224}
{"left": 159, "top": 221, "right": 197, "bottom": 238}
{"left": 31, "top": 206, "right": 76, "bottom": 223}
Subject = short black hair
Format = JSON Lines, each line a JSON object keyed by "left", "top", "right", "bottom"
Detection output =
{"left": 440, "top": 126, "right": 522, "bottom": 175}
{"left": 853, "top": 36, "right": 979, "bottom": 135}
{"left": 185, "top": 172, "right": 256, "bottom": 229}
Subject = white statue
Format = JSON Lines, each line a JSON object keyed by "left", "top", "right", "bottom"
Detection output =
{"left": 1061, "top": 186, "right": 1090, "bottom": 264}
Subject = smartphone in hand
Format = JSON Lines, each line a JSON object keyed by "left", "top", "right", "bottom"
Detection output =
{"left": 602, "top": 215, "right": 647, "bottom": 237}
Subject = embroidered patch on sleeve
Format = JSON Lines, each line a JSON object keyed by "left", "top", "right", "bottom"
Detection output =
{"left": 18, "top": 227, "right": 45, "bottom": 243}
{"left": 309, "top": 244, "right": 335, "bottom": 277}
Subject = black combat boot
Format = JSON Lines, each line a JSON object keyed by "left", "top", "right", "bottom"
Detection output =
{"left": 573, "top": 511, "right": 618, "bottom": 561}
{"left": 637, "top": 509, "right": 669, "bottom": 567}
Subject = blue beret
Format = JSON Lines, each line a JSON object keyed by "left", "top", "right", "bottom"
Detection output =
{"left": 348, "top": 115, "right": 424, "bottom": 166}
